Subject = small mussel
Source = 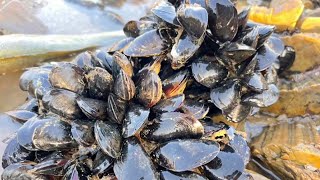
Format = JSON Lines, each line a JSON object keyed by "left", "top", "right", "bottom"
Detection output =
{"left": 85, "top": 67, "right": 113, "bottom": 100}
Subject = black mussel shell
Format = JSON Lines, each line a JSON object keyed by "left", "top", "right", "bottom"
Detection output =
{"left": 108, "top": 37, "right": 134, "bottom": 53}
{"left": 42, "top": 89, "right": 84, "bottom": 119}
{"left": 218, "top": 42, "right": 256, "bottom": 64}
{"left": 255, "top": 44, "right": 278, "bottom": 71}
{"left": 32, "top": 116, "right": 78, "bottom": 151}
{"left": 2, "top": 162, "right": 48, "bottom": 180}
{"left": 113, "top": 69, "right": 135, "bottom": 101}
{"left": 242, "top": 72, "right": 268, "bottom": 92}
{"left": 136, "top": 69, "right": 163, "bottom": 107}
{"left": 16, "top": 98, "right": 38, "bottom": 112}
{"left": 191, "top": 55, "right": 228, "bottom": 88}
{"left": 238, "top": 7, "right": 250, "bottom": 31}
{"left": 151, "top": 0, "right": 179, "bottom": 26}
{"left": 242, "top": 84, "right": 279, "bottom": 107}
{"left": 112, "top": 52, "right": 134, "bottom": 78}
{"left": 238, "top": 27, "right": 259, "bottom": 49}
{"left": 76, "top": 97, "right": 108, "bottom": 120}
{"left": 153, "top": 94, "right": 185, "bottom": 113}
{"left": 123, "top": 20, "right": 157, "bottom": 38}
{"left": 49, "top": 63, "right": 86, "bottom": 95}
{"left": 19, "top": 67, "right": 50, "bottom": 91}
{"left": 94, "top": 120, "right": 122, "bottom": 158}
{"left": 162, "top": 69, "right": 189, "bottom": 98}
{"left": 229, "top": 134, "right": 250, "bottom": 165}
{"left": 106, "top": 93, "right": 127, "bottom": 124}
{"left": 185, "top": 0, "right": 206, "bottom": 8}
{"left": 152, "top": 139, "right": 220, "bottom": 172}
{"left": 256, "top": 25, "right": 275, "bottom": 48}
{"left": 2, "top": 137, "right": 35, "bottom": 169}
{"left": 203, "top": 145, "right": 245, "bottom": 179}
{"left": 114, "top": 138, "right": 159, "bottom": 180}
{"left": 92, "top": 150, "right": 114, "bottom": 175}
{"left": 140, "top": 112, "right": 204, "bottom": 142}
{"left": 71, "top": 120, "right": 95, "bottom": 147}
{"left": 5, "top": 110, "right": 37, "bottom": 123}
{"left": 266, "top": 35, "right": 285, "bottom": 55}
{"left": 237, "top": 55, "right": 257, "bottom": 76}
{"left": 71, "top": 51, "right": 93, "bottom": 69}
{"left": 206, "top": 0, "right": 238, "bottom": 42}
{"left": 27, "top": 73, "right": 52, "bottom": 99}
{"left": 264, "top": 66, "right": 278, "bottom": 84}
{"left": 85, "top": 67, "right": 113, "bottom": 100}
{"left": 63, "top": 163, "right": 91, "bottom": 180}
{"left": 31, "top": 158, "right": 69, "bottom": 176}
{"left": 124, "top": 29, "right": 168, "bottom": 57}
{"left": 200, "top": 120, "right": 230, "bottom": 141}
{"left": 171, "top": 30, "right": 203, "bottom": 69}
{"left": 278, "top": 46, "right": 295, "bottom": 73}
{"left": 160, "top": 170, "right": 208, "bottom": 180}
{"left": 177, "top": 4, "right": 208, "bottom": 39}
{"left": 210, "top": 80, "right": 241, "bottom": 110}
{"left": 180, "top": 99, "right": 209, "bottom": 119}
{"left": 222, "top": 99, "right": 252, "bottom": 122}
{"left": 122, "top": 104, "right": 150, "bottom": 138}
{"left": 91, "top": 49, "right": 113, "bottom": 72}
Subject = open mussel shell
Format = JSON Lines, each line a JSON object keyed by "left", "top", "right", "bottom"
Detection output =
{"left": 242, "top": 72, "right": 268, "bottom": 92}
{"left": 85, "top": 67, "right": 113, "bottom": 100}
{"left": 49, "top": 63, "right": 86, "bottom": 95}
{"left": 171, "top": 30, "right": 203, "bottom": 69}
{"left": 210, "top": 80, "right": 241, "bottom": 110}
{"left": 2, "top": 162, "right": 48, "bottom": 180}
{"left": 255, "top": 44, "right": 279, "bottom": 71}
{"left": 114, "top": 138, "right": 159, "bottom": 180}
{"left": 242, "top": 84, "right": 279, "bottom": 107}
{"left": 151, "top": 0, "right": 179, "bottom": 26}
{"left": 5, "top": 110, "right": 37, "bottom": 123}
{"left": 2, "top": 137, "right": 35, "bottom": 169}
{"left": 152, "top": 139, "right": 220, "bottom": 172}
{"left": 71, "top": 120, "right": 95, "bottom": 147}
{"left": 92, "top": 150, "right": 114, "bottom": 175}
{"left": 177, "top": 4, "right": 208, "bottom": 39}
{"left": 42, "top": 89, "right": 84, "bottom": 119}
{"left": 136, "top": 69, "right": 162, "bottom": 107}
{"left": 31, "top": 116, "right": 77, "bottom": 151}
{"left": 76, "top": 97, "right": 108, "bottom": 120}
{"left": 123, "top": 20, "right": 157, "bottom": 38}
{"left": 112, "top": 52, "right": 134, "bottom": 78}
{"left": 124, "top": 29, "right": 168, "bottom": 57}
{"left": 113, "top": 69, "right": 135, "bottom": 101}
{"left": 191, "top": 55, "right": 228, "bottom": 88}
{"left": 106, "top": 93, "right": 127, "bottom": 124}
{"left": 203, "top": 145, "right": 245, "bottom": 179}
{"left": 153, "top": 94, "right": 185, "bottom": 113}
{"left": 162, "top": 69, "right": 189, "bottom": 98}
{"left": 160, "top": 170, "right": 208, "bottom": 180}
{"left": 206, "top": 0, "right": 238, "bottom": 42}
{"left": 94, "top": 120, "right": 122, "bottom": 158}
{"left": 180, "top": 98, "right": 209, "bottom": 119}
{"left": 140, "top": 112, "right": 204, "bottom": 142}
{"left": 122, "top": 104, "right": 150, "bottom": 138}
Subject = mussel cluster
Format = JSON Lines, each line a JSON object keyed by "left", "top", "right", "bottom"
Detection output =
{"left": 2, "top": 0, "right": 295, "bottom": 179}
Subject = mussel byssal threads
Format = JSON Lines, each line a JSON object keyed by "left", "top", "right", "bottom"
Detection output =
{"left": 1, "top": 0, "right": 295, "bottom": 179}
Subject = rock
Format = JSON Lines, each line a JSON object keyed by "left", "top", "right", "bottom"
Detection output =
{"left": 281, "top": 33, "right": 320, "bottom": 72}
{"left": 265, "top": 67, "right": 320, "bottom": 117}
{"left": 250, "top": 115, "right": 320, "bottom": 179}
